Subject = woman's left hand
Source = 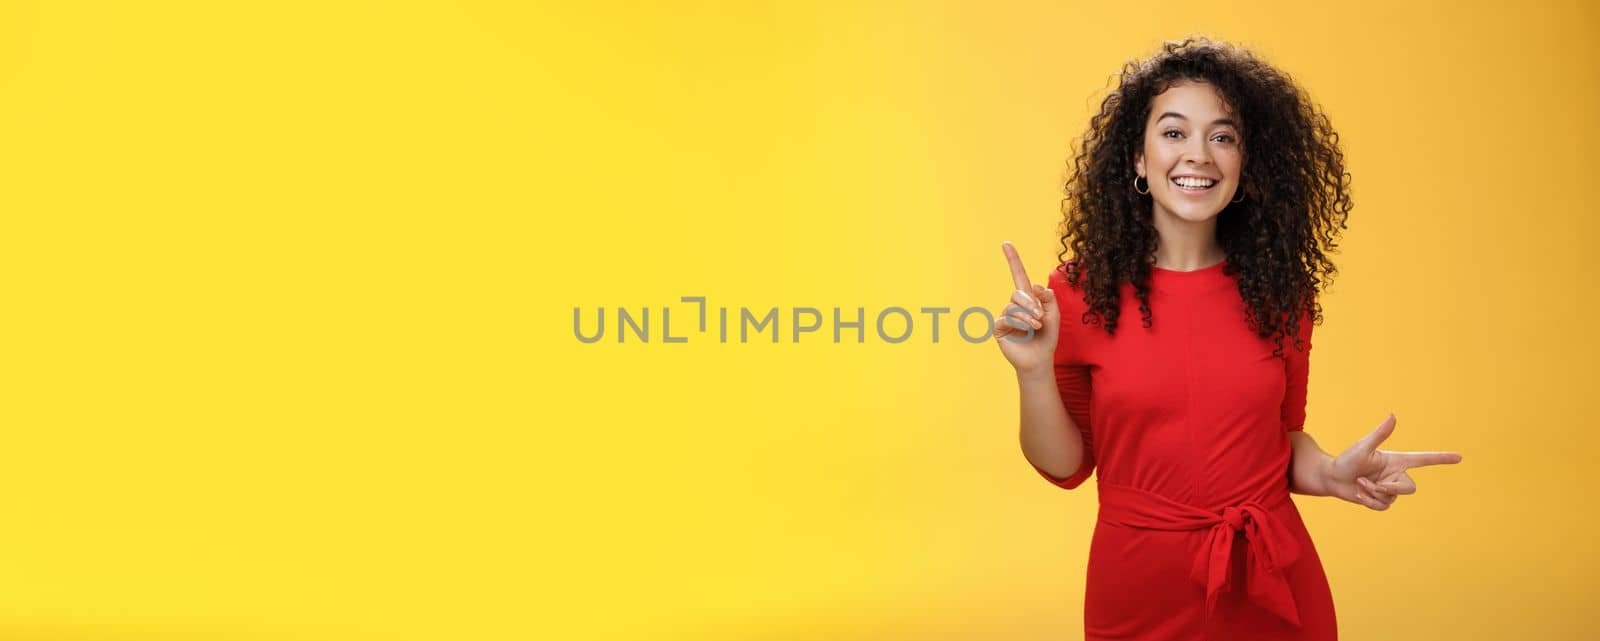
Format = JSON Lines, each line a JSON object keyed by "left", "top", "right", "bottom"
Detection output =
{"left": 1328, "top": 413, "right": 1463, "bottom": 511}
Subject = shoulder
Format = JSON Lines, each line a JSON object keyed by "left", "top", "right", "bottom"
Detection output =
{"left": 1293, "top": 306, "right": 1316, "bottom": 345}
{"left": 1046, "top": 258, "right": 1085, "bottom": 291}
{"left": 1049, "top": 259, "right": 1098, "bottom": 362}
{"left": 1273, "top": 303, "right": 1317, "bottom": 356}
{"left": 1047, "top": 258, "right": 1089, "bottom": 294}
{"left": 1046, "top": 258, "right": 1091, "bottom": 318}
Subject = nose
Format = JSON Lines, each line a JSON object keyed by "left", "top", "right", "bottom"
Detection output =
{"left": 1184, "top": 137, "right": 1213, "bottom": 165}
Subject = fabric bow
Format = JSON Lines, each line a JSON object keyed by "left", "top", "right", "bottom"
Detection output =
{"left": 1097, "top": 483, "right": 1303, "bottom": 627}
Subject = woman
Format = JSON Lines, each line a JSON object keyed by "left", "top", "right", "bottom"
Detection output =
{"left": 994, "top": 38, "right": 1462, "bottom": 640}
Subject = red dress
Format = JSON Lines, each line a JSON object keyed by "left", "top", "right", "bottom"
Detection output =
{"left": 1035, "top": 258, "right": 1337, "bottom": 641}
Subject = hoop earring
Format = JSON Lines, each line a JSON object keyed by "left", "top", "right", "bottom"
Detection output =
{"left": 1231, "top": 186, "right": 1246, "bottom": 204}
{"left": 1133, "top": 175, "right": 1149, "bottom": 195}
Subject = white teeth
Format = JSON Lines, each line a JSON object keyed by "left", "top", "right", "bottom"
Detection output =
{"left": 1173, "top": 177, "right": 1216, "bottom": 189}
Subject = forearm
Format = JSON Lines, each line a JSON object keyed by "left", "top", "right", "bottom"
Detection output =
{"left": 1016, "top": 367, "right": 1085, "bottom": 480}
{"left": 1288, "top": 431, "right": 1335, "bottom": 496}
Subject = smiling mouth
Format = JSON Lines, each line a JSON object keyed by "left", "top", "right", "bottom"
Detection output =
{"left": 1171, "top": 177, "right": 1218, "bottom": 193}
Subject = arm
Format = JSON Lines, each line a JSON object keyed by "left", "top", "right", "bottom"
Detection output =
{"left": 995, "top": 247, "right": 1093, "bottom": 489}
{"left": 1281, "top": 309, "right": 1323, "bottom": 495}
{"left": 1017, "top": 365, "right": 1086, "bottom": 483}
{"left": 1279, "top": 310, "right": 1463, "bottom": 507}
{"left": 1296, "top": 414, "right": 1465, "bottom": 509}
{"left": 1288, "top": 430, "right": 1335, "bottom": 497}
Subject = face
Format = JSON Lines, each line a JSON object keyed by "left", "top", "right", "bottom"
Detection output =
{"left": 1134, "top": 80, "right": 1245, "bottom": 224}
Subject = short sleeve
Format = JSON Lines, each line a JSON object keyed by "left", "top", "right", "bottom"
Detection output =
{"left": 1033, "top": 265, "right": 1096, "bottom": 489}
{"left": 1281, "top": 310, "right": 1314, "bottom": 432}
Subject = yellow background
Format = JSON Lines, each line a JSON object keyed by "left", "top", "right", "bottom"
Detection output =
{"left": 0, "top": 1, "right": 1594, "bottom": 639}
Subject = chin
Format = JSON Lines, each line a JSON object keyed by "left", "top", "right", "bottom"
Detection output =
{"left": 1157, "top": 200, "right": 1225, "bottom": 223}
{"left": 1179, "top": 208, "right": 1223, "bottom": 222}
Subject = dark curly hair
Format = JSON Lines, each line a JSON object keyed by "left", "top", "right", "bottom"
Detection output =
{"left": 1057, "top": 36, "right": 1350, "bottom": 357}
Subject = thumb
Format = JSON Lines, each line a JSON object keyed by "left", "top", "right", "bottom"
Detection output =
{"left": 1031, "top": 283, "right": 1056, "bottom": 305}
{"left": 1031, "top": 285, "right": 1059, "bottom": 322}
{"left": 1351, "top": 413, "right": 1397, "bottom": 455}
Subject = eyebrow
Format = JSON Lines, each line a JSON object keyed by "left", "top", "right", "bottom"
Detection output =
{"left": 1157, "top": 112, "right": 1238, "bottom": 128}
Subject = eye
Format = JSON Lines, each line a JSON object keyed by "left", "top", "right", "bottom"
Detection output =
{"left": 1162, "top": 130, "right": 1184, "bottom": 139}
{"left": 1212, "top": 133, "right": 1237, "bottom": 143}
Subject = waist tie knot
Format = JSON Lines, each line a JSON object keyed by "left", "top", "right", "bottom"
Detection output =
{"left": 1221, "top": 505, "right": 1247, "bottom": 531}
{"left": 1096, "top": 483, "right": 1303, "bottom": 627}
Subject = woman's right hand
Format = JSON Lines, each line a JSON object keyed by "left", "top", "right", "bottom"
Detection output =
{"left": 994, "top": 241, "right": 1060, "bottom": 376}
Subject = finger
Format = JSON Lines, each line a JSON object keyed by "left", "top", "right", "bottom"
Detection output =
{"left": 1011, "top": 289, "right": 1042, "bottom": 317}
{"left": 1391, "top": 450, "right": 1463, "bottom": 470}
{"left": 1353, "top": 487, "right": 1390, "bottom": 511}
{"left": 1358, "top": 478, "right": 1397, "bottom": 506}
{"left": 992, "top": 305, "right": 1016, "bottom": 339}
{"left": 993, "top": 316, "right": 1017, "bottom": 340}
{"left": 998, "top": 307, "right": 1037, "bottom": 336}
{"left": 1030, "top": 284, "right": 1056, "bottom": 314}
{"left": 1376, "top": 472, "right": 1417, "bottom": 495}
{"left": 1350, "top": 413, "right": 1397, "bottom": 456}
{"left": 1005, "top": 306, "right": 1041, "bottom": 330}
{"left": 1031, "top": 283, "right": 1056, "bottom": 307}
{"left": 1001, "top": 241, "right": 1033, "bottom": 291}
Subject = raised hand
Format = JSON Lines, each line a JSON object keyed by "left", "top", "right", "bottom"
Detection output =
{"left": 1329, "top": 413, "right": 1463, "bottom": 511}
{"left": 993, "top": 241, "right": 1059, "bottom": 376}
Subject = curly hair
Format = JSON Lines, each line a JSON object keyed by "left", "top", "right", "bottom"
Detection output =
{"left": 1057, "top": 36, "right": 1350, "bottom": 357}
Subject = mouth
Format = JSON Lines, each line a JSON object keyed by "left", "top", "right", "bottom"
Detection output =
{"left": 1170, "top": 176, "right": 1219, "bottom": 195}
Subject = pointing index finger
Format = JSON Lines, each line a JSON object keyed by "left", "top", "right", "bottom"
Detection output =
{"left": 1001, "top": 241, "right": 1033, "bottom": 291}
{"left": 1392, "top": 451, "right": 1464, "bottom": 470}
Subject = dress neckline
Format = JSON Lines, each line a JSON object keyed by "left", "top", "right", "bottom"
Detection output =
{"left": 1149, "top": 257, "right": 1233, "bottom": 294}
{"left": 1151, "top": 256, "right": 1228, "bottom": 274}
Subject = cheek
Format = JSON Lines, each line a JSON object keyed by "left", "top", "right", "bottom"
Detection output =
{"left": 1145, "top": 143, "right": 1179, "bottom": 168}
{"left": 1221, "top": 152, "right": 1244, "bottom": 178}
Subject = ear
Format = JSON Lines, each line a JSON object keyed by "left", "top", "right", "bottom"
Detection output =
{"left": 1134, "top": 150, "right": 1145, "bottom": 178}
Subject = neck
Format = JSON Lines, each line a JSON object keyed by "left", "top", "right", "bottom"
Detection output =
{"left": 1151, "top": 207, "right": 1224, "bottom": 270}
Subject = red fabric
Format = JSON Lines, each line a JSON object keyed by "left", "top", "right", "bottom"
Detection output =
{"left": 1098, "top": 483, "right": 1302, "bottom": 626}
{"left": 1035, "top": 259, "right": 1335, "bottom": 640}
